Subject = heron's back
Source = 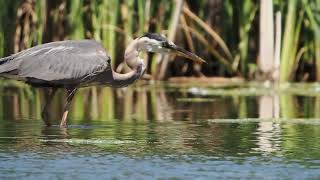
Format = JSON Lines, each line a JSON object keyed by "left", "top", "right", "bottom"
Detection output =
{"left": 0, "top": 40, "right": 111, "bottom": 87}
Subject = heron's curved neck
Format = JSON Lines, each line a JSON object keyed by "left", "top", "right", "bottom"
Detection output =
{"left": 111, "top": 39, "right": 146, "bottom": 88}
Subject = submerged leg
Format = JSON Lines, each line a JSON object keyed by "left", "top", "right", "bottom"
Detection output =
{"left": 60, "top": 88, "right": 77, "bottom": 128}
{"left": 41, "top": 88, "right": 57, "bottom": 127}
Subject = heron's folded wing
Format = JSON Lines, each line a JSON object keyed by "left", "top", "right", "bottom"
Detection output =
{"left": 17, "top": 40, "right": 110, "bottom": 82}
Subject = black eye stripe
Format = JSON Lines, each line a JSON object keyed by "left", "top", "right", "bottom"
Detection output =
{"left": 141, "top": 33, "right": 167, "bottom": 42}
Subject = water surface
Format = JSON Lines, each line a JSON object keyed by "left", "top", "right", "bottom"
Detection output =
{"left": 0, "top": 82, "right": 320, "bottom": 179}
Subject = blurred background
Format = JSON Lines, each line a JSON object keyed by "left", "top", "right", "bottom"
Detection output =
{"left": 1, "top": 1, "right": 320, "bottom": 178}
{"left": 0, "top": 0, "right": 319, "bottom": 82}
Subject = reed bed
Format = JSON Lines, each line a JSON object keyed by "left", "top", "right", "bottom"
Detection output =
{"left": 0, "top": 0, "right": 319, "bottom": 82}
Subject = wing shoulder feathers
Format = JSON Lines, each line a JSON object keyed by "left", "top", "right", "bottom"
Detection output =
{"left": 17, "top": 40, "right": 111, "bottom": 81}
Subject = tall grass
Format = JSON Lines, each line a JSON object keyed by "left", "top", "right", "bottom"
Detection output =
{"left": 237, "top": 0, "right": 257, "bottom": 77}
{"left": 280, "top": 0, "right": 299, "bottom": 82}
{"left": 0, "top": 1, "right": 319, "bottom": 82}
{"left": 157, "top": 0, "right": 184, "bottom": 80}
{"left": 0, "top": 1, "right": 20, "bottom": 56}
{"left": 304, "top": 0, "right": 320, "bottom": 80}
{"left": 68, "top": 0, "right": 85, "bottom": 40}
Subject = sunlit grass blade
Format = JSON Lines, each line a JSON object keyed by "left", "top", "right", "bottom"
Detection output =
{"left": 68, "top": 0, "right": 85, "bottom": 39}
{"left": 158, "top": 0, "right": 184, "bottom": 80}
{"left": 181, "top": 26, "right": 236, "bottom": 74}
{"left": 183, "top": 6, "right": 233, "bottom": 62}
{"left": 280, "top": 0, "right": 300, "bottom": 82}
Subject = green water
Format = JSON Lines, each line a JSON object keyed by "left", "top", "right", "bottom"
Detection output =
{"left": 0, "top": 82, "right": 320, "bottom": 179}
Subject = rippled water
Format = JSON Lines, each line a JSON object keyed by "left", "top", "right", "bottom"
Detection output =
{"left": 0, "top": 82, "right": 320, "bottom": 179}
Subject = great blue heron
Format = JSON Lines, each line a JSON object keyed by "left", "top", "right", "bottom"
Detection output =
{"left": 0, "top": 33, "right": 205, "bottom": 128}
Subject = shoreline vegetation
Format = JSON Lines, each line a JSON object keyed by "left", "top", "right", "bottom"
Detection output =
{"left": 0, "top": 0, "right": 319, "bottom": 83}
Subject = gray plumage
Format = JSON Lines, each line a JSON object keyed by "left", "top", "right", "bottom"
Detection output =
{"left": 0, "top": 40, "right": 111, "bottom": 87}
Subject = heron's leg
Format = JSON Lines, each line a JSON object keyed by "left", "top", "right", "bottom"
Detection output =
{"left": 60, "top": 88, "right": 77, "bottom": 128}
{"left": 41, "top": 88, "right": 57, "bottom": 127}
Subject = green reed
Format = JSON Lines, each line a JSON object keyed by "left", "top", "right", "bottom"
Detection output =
{"left": 0, "top": 0, "right": 319, "bottom": 82}
{"left": 68, "top": 0, "right": 85, "bottom": 40}
{"left": 280, "top": 0, "right": 300, "bottom": 82}
{"left": 303, "top": 0, "right": 320, "bottom": 80}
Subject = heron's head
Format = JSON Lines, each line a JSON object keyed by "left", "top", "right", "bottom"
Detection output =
{"left": 137, "top": 33, "right": 206, "bottom": 64}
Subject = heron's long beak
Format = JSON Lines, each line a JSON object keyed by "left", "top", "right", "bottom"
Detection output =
{"left": 168, "top": 44, "right": 206, "bottom": 64}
